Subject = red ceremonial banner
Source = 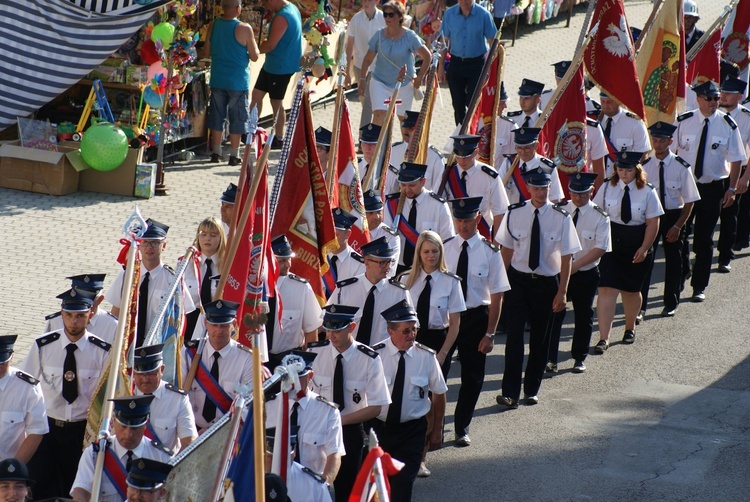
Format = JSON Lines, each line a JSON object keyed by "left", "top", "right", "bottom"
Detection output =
{"left": 723, "top": 0, "right": 750, "bottom": 71}
{"left": 687, "top": 31, "right": 720, "bottom": 85}
{"left": 467, "top": 51, "right": 502, "bottom": 165}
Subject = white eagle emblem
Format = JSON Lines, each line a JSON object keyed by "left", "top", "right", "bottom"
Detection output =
{"left": 603, "top": 15, "right": 633, "bottom": 61}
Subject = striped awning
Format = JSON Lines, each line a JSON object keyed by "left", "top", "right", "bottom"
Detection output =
{"left": 0, "top": 0, "right": 170, "bottom": 132}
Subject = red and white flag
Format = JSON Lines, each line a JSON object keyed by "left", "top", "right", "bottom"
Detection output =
{"left": 722, "top": 0, "right": 750, "bottom": 72}
{"left": 687, "top": 31, "right": 721, "bottom": 85}
{"left": 466, "top": 47, "right": 503, "bottom": 165}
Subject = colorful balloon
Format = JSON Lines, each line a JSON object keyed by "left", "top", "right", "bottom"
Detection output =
{"left": 151, "top": 22, "right": 175, "bottom": 46}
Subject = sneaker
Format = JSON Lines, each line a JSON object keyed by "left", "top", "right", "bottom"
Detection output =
{"left": 718, "top": 262, "right": 731, "bottom": 273}
{"left": 496, "top": 396, "right": 518, "bottom": 409}
{"left": 524, "top": 395, "right": 539, "bottom": 405}
{"left": 228, "top": 155, "right": 241, "bottom": 166}
{"left": 622, "top": 330, "right": 636, "bottom": 344}
{"left": 545, "top": 362, "right": 558, "bottom": 373}
{"left": 692, "top": 290, "right": 706, "bottom": 302}
{"left": 572, "top": 360, "right": 586, "bottom": 373}
{"left": 661, "top": 307, "right": 677, "bottom": 317}
{"left": 210, "top": 153, "right": 222, "bottom": 163}
{"left": 455, "top": 434, "right": 471, "bottom": 447}
{"left": 594, "top": 340, "right": 609, "bottom": 354}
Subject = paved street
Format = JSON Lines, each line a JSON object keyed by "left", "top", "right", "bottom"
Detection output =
{"left": 2, "top": 0, "right": 748, "bottom": 499}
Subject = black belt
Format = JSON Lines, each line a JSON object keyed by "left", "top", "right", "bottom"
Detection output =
{"left": 48, "top": 417, "right": 87, "bottom": 429}
{"left": 663, "top": 209, "right": 683, "bottom": 215}
{"left": 697, "top": 179, "right": 725, "bottom": 186}
{"left": 461, "top": 305, "right": 488, "bottom": 316}
{"left": 509, "top": 266, "right": 556, "bottom": 280}
{"left": 449, "top": 54, "right": 484, "bottom": 63}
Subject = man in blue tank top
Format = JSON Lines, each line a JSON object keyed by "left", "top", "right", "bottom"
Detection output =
{"left": 203, "top": 0, "right": 259, "bottom": 166}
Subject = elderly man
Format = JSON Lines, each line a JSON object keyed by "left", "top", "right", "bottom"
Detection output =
{"left": 0, "top": 459, "right": 34, "bottom": 502}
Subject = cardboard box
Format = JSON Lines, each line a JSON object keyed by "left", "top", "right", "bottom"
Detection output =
{"left": 134, "top": 163, "right": 156, "bottom": 198}
{"left": 69, "top": 144, "right": 145, "bottom": 197}
{"left": 0, "top": 142, "right": 80, "bottom": 195}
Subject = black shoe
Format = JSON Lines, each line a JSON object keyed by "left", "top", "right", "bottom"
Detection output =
{"left": 622, "top": 330, "right": 635, "bottom": 344}
{"left": 572, "top": 360, "right": 586, "bottom": 373}
{"left": 496, "top": 396, "right": 518, "bottom": 409}
{"left": 545, "top": 362, "right": 558, "bottom": 373}
{"left": 210, "top": 153, "right": 222, "bottom": 163}
{"left": 594, "top": 340, "right": 609, "bottom": 354}
{"left": 228, "top": 155, "right": 241, "bottom": 166}
{"left": 661, "top": 307, "right": 677, "bottom": 317}
{"left": 718, "top": 262, "right": 731, "bottom": 273}
{"left": 692, "top": 290, "right": 706, "bottom": 302}
{"left": 733, "top": 241, "right": 748, "bottom": 251}
{"left": 270, "top": 136, "right": 283, "bottom": 150}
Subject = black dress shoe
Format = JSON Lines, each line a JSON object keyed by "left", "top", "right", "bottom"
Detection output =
{"left": 718, "top": 262, "right": 731, "bottom": 273}
{"left": 661, "top": 307, "right": 677, "bottom": 317}
{"left": 692, "top": 290, "right": 706, "bottom": 302}
{"left": 496, "top": 396, "right": 518, "bottom": 409}
{"left": 594, "top": 340, "right": 609, "bottom": 354}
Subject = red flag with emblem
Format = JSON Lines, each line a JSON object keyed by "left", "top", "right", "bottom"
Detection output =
{"left": 722, "top": 0, "right": 750, "bottom": 72}
{"left": 467, "top": 49, "right": 502, "bottom": 165}
{"left": 687, "top": 31, "right": 720, "bottom": 85}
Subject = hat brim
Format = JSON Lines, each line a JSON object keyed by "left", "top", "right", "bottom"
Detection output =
{"left": 61, "top": 303, "right": 93, "bottom": 312}
{"left": 132, "top": 362, "right": 163, "bottom": 374}
{"left": 114, "top": 414, "right": 149, "bottom": 428}
{"left": 206, "top": 316, "right": 236, "bottom": 325}
{"left": 322, "top": 319, "right": 354, "bottom": 331}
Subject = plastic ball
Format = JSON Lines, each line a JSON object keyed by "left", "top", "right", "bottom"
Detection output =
{"left": 147, "top": 61, "right": 167, "bottom": 81}
{"left": 143, "top": 87, "right": 165, "bottom": 108}
{"left": 80, "top": 122, "right": 129, "bottom": 171}
{"left": 312, "top": 58, "right": 326, "bottom": 78}
{"left": 151, "top": 22, "right": 175, "bottom": 46}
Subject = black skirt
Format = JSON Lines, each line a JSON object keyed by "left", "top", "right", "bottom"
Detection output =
{"left": 598, "top": 222, "right": 650, "bottom": 292}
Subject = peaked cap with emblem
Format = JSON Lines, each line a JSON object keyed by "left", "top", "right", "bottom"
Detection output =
{"left": 360, "top": 235, "right": 397, "bottom": 259}
{"left": 401, "top": 110, "right": 420, "bottom": 129}
{"left": 332, "top": 207, "right": 358, "bottom": 230}
{"left": 266, "top": 473, "right": 291, "bottom": 501}
{"left": 110, "top": 395, "right": 155, "bottom": 427}
{"left": 691, "top": 81, "right": 720, "bottom": 97}
{"left": 0, "top": 458, "right": 34, "bottom": 485}
{"left": 518, "top": 78, "right": 545, "bottom": 97}
{"left": 381, "top": 299, "right": 418, "bottom": 323}
{"left": 126, "top": 458, "right": 173, "bottom": 490}
{"left": 322, "top": 304, "right": 359, "bottom": 330}
{"left": 0, "top": 335, "right": 17, "bottom": 364}
{"left": 315, "top": 126, "right": 332, "bottom": 147}
{"left": 204, "top": 299, "right": 239, "bottom": 325}
{"left": 648, "top": 121, "right": 677, "bottom": 138}
{"left": 449, "top": 196, "right": 483, "bottom": 219}
{"left": 720, "top": 76, "right": 747, "bottom": 94}
{"left": 141, "top": 218, "right": 169, "bottom": 240}
{"left": 57, "top": 287, "right": 96, "bottom": 312}
{"left": 271, "top": 234, "right": 295, "bottom": 258}
{"left": 513, "top": 127, "right": 541, "bottom": 146}
{"left": 552, "top": 60, "right": 571, "bottom": 79}
{"left": 614, "top": 151, "right": 644, "bottom": 169}
{"left": 360, "top": 123, "right": 381, "bottom": 143}
{"left": 363, "top": 189, "right": 384, "bottom": 212}
{"left": 451, "top": 134, "right": 481, "bottom": 155}
{"left": 133, "top": 343, "right": 165, "bottom": 374}
{"left": 397, "top": 161, "right": 428, "bottom": 183}
{"left": 221, "top": 183, "right": 238, "bottom": 204}
{"left": 568, "top": 172, "right": 598, "bottom": 193}
{"left": 522, "top": 165, "right": 553, "bottom": 187}
{"left": 67, "top": 273, "right": 106, "bottom": 293}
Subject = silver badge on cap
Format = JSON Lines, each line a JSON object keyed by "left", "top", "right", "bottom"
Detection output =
{"left": 140, "top": 349, "right": 147, "bottom": 357}
{"left": 7, "top": 464, "right": 15, "bottom": 473}
{"left": 330, "top": 305, "right": 336, "bottom": 313}
{"left": 129, "top": 400, "right": 136, "bottom": 409}
{"left": 519, "top": 128, "right": 525, "bottom": 134}
{"left": 216, "top": 301, "right": 223, "bottom": 309}
{"left": 459, "top": 199, "right": 465, "bottom": 207}
{"left": 622, "top": 152, "right": 628, "bottom": 159}
{"left": 84, "top": 276, "right": 90, "bottom": 283}
{"left": 71, "top": 290, "right": 77, "bottom": 297}
{"left": 460, "top": 139, "right": 466, "bottom": 145}
{"left": 138, "top": 460, "right": 146, "bottom": 469}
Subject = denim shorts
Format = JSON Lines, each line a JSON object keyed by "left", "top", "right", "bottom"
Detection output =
{"left": 207, "top": 88, "right": 249, "bottom": 135}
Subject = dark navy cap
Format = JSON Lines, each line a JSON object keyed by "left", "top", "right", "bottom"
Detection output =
{"left": 599, "top": 90, "right": 609, "bottom": 98}
{"left": 381, "top": 299, "right": 418, "bottom": 323}
{"left": 397, "top": 162, "right": 428, "bottom": 183}
{"left": 141, "top": 218, "right": 169, "bottom": 240}
{"left": 67, "top": 274, "right": 106, "bottom": 292}
{"left": 332, "top": 207, "right": 358, "bottom": 230}
{"left": 648, "top": 121, "right": 678, "bottom": 138}
{"left": 221, "top": 183, "right": 238, "bottom": 205}
{"left": 110, "top": 395, "right": 155, "bottom": 427}
{"left": 126, "top": 458, "right": 173, "bottom": 490}
{"left": 614, "top": 151, "right": 644, "bottom": 169}
{"left": 451, "top": 134, "right": 481, "bottom": 156}
{"left": 133, "top": 343, "right": 164, "bottom": 374}
{"left": 518, "top": 78, "right": 545, "bottom": 97}
{"left": 721, "top": 59, "right": 740, "bottom": 82}
{"left": 401, "top": 110, "right": 420, "bottom": 129}
{"left": 266, "top": 473, "right": 290, "bottom": 501}
{"left": 363, "top": 189, "right": 384, "bottom": 212}
{"left": 513, "top": 127, "right": 541, "bottom": 146}
{"left": 280, "top": 350, "right": 317, "bottom": 376}
{"left": 449, "top": 196, "right": 483, "bottom": 219}
{"left": 360, "top": 235, "right": 397, "bottom": 259}
{"left": 552, "top": 60, "right": 571, "bottom": 79}
{"left": 58, "top": 287, "right": 96, "bottom": 312}
{"left": 522, "top": 165, "right": 553, "bottom": 187}
{"left": 500, "top": 81, "right": 508, "bottom": 101}
{"left": 691, "top": 81, "right": 720, "bottom": 97}
{"left": 630, "top": 26, "right": 642, "bottom": 42}
{"left": 315, "top": 126, "right": 332, "bottom": 147}
{"left": 0, "top": 458, "right": 33, "bottom": 485}
{"left": 271, "top": 234, "right": 295, "bottom": 258}
{"left": 322, "top": 304, "right": 359, "bottom": 330}
{"left": 204, "top": 299, "right": 239, "bottom": 325}
{"left": 360, "top": 123, "right": 381, "bottom": 143}
{"left": 720, "top": 76, "right": 747, "bottom": 94}
{"left": 0, "top": 335, "right": 17, "bottom": 364}
{"left": 568, "top": 172, "right": 598, "bottom": 193}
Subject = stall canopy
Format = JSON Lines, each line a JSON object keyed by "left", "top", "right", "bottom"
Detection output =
{"left": 0, "top": 0, "right": 170, "bottom": 132}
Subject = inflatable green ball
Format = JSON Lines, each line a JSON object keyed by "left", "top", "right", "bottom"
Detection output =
{"left": 81, "top": 123, "right": 129, "bottom": 171}
{"left": 151, "top": 22, "right": 175, "bottom": 46}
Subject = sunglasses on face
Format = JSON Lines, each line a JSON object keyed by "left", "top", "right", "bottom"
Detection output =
{"left": 700, "top": 95, "right": 720, "bottom": 102}
{"left": 383, "top": 11, "right": 399, "bottom": 18}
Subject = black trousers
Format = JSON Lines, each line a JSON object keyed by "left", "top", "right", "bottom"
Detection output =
{"left": 446, "top": 56, "right": 484, "bottom": 126}
{"left": 718, "top": 177, "right": 740, "bottom": 264}
{"left": 446, "top": 305, "right": 489, "bottom": 437}
{"left": 27, "top": 418, "right": 87, "bottom": 499}
{"left": 642, "top": 210, "right": 684, "bottom": 312}
{"left": 334, "top": 423, "right": 365, "bottom": 502}
{"left": 691, "top": 180, "right": 725, "bottom": 291}
{"left": 548, "top": 267, "right": 599, "bottom": 364}
{"left": 372, "top": 417, "right": 427, "bottom": 502}
{"left": 502, "top": 268, "right": 558, "bottom": 400}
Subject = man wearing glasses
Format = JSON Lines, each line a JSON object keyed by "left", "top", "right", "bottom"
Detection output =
{"left": 327, "top": 237, "right": 412, "bottom": 347}
{"left": 497, "top": 128, "right": 564, "bottom": 205}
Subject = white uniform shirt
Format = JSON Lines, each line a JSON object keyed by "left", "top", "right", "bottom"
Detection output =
{"left": 181, "top": 339, "right": 254, "bottom": 429}
{"left": 346, "top": 9, "right": 385, "bottom": 69}
{"left": 724, "top": 105, "right": 750, "bottom": 162}
{"left": 593, "top": 180, "right": 665, "bottom": 225}
{"left": 642, "top": 154, "right": 701, "bottom": 211}
{"left": 134, "top": 380, "right": 197, "bottom": 452}
{"left": 184, "top": 253, "right": 221, "bottom": 308}
{"left": 269, "top": 274, "right": 323, "bottom": 353}
{"left": 266, "top": 390, "right": 344, "bottom": 475}
{"left": 0, "top": 367, "right": 48, "bottom": 459}
{"left": 445, "top": 161, "right": 509, "bottom": 222}
{"left": 21, "top": 330, "right": 110, "bottom": 422}
{"left": 507, "top": 109, "right": 541, "bottom": 128}
{"left": 493, "top": 115, "right": 520, "bottom": 167}
{"left": 556, "top": 201, "right": 611, "bottom": 271}
{"left": 387, "top": 142, "right": 445, "bottom": 194}
{"left": 497, "top": 154, "right": 565, "bottom": 204}
{"left": 601, "top": 109, "right": 651, "bottom": 177}
{"left": 402, "top": 269, "right": 466, "bottom": 329}
{"left": 443, "top": 233, "right": 510, "bottom": 308}
{"left": 372, "top": 339, "right": 447, "bottom": 422}
{"left": 71, "top": 435, "right": 172, "bottom": 501}
{"left": 328, "top": 275, "right": 413, "bottom": 346}
{"left": 46, "top": 309, "right": 118, "bottom": 344}
{"left": 287, "top": 461, "right": 333, "bottom": 502}
{"left": 497, "top": 201, "right": 582, "bottom": 276}
{"left": 328, "top": 246, "right": 365, "bottom": 282}
{"left": 309, "top": 341, "right": 391, "bottom": 417}
{"left": 674, "top": 110, "right": 747, "bottom": 182}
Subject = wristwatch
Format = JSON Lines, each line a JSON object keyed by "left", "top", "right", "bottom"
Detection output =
{"left": 485, "top": 333, "right": 495, "bottom": 341}
{"left": 729, "top": 187, "right": 737, "bottom": 193}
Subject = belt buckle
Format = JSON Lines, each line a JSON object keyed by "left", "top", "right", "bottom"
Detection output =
{"left": 54, "top": 419, "right": 66, "bottom": 428}
{"left": 530, "top": 272, "right": 540, "bottom": 279}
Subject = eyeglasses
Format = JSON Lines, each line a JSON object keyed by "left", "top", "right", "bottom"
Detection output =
{"left": 140, "top": 240, "right": 163, "bottom": 248}
{"left": 366, "top": 258, "right": 394, "bottom": 267}
{"left": 393, "top": 327, "right": 418, "bottom": 335}
{"left": 454, "top": 152, "right": 474, "bottom": 158}
{"left": 383, "top": 11, "right": 398, "bottom": 18}
{"left": 700, "top": 95, "right": 720, "bottom": 102}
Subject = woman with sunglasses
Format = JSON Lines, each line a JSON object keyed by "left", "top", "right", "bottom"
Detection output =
{"left": 358, "top": 1, "right": 431, "bottom": 127}
{"left": 592, "top": 152, "right": 663, "bottom": 353}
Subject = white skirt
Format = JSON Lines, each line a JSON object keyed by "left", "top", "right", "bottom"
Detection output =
{"left": 368, "top": 77, "right": 414, "bottom": 116}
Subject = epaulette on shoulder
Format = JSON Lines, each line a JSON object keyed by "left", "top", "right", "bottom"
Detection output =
{"left": 185, "top": 339, "right": 199, "bottom": 349}
{"left": 307, "top": 340, "right": 330, "bottom": 349}
{"left": 588, "top": 98, "right": 602, "bottom": 109}
{"left": 724, "top": 113, "right": 738, "bottom": 130}
{"left": 429, "top": 191, "right": 447, "bottom": 203}
{"left": 393, "top": 141, "right": 405, "bottom": 146}
{"left": 586, "top": 118, "right": 599, "bottom": 127}
{"left": 388, "top": 278, "right": 408, "bottom": 290}
{"left": 646, "top": 182, "right": 655, "bottom": 189}
{"left": 371, "top": 342, "right": 386, "bottom": 350}
{"left": 675, "top": 156, "right": 691, "bottom": 168}
{"left": 316, "top": 395, "right": 337, "bottom": 408}
{"left": 552, "top": 205, "right": 570, "bottom": 217}
{"left": 508, "top": 201, "right": 526, "bottom": 211}
{"left": 36, "top": 332, "right": 60, "bottom": 347}
{"left": 540, "top": 157, "right": 556, "bottom": 168}
{"left": 428, "top": 145, "right": 445, "bottom": 158}
{"left": 593, "top": 204, "right": 609, "bottom": 218}
{"left": 641, "top": 157, "right": 652, "bottom": 165}
{"left": 415, "top": 342, "right": 436, "bottom": 354}
{"left": 301, "top": 466, "right": 327, "bottom": 483}
{"left": 88, "top": 335, "right": 111, "bottom": 351}
{"left": 499, "top": 115, "right": 515, "bottom": 124}
{"left": 554, "top": 201, "right": 570, "bottom": 209}
{"left": 443, "top": 271, "right": 462, "bottom": 281}
{"left": 503, "top": 153, "right": 517, "bottom": 161}
{"left": 388, "top": 164, "right": 399, "bottom": 175}
{"left": 266, "top": 392, "right": 278, "bottom": 401}
{"left": 165, "top": 383, "right": 187, "bottom": 395}
{"left": 357, "top": 344, "right": 378, "bottom": 359}
{"left": 288, "top": 273, "right": 309, "bottom": 284}
{"left": 163, "top": 264, "right": 175, "bottom": 275}
{"left": 385, "top": 192, "right": 400, "bottom": 200}
{"left": 481, "top": 165, "right": 499, "bottom": 179}
{"left": 384, "top": 225, "right": 398, "bottom": 236}
{"left": 106, "top": 312, "right": 118, "bottom": 320}
{"left": 150, "top": 439, "right": 174, "bottom": 456}
{"left": 235, "top": 343, "right": 252, "bottom": 354}
{"left": 443, "top": 236, "right": 455, "bottom": 244}
{"left": 395, "top": 269, "right": 411, "bottom": 282}
{"left": 507, "top": 110, "right": 523, "bottom": 117}
{"left": 741, "top": 106, "right": 750, "bottom": 115}
{"left": 625, "top": 111, "right": 638, "bottom": 119}
{"left": 481, "top": 237, "right": 499, "bottom": 252}
{"left": 336, "top": 277, "right": 358, "bottom": 288}
{"left": 677, "top": 111, "right": 693, "bottom": 122}
{"left": 45, "top": 311, "right": 61, "bottom": 321}
{"left": 542, "top": 88, "right": 553, "bottom": 94}
{"left": 16, "top": 370, "right": 39, "bottom": 385}
{"left": 351, "top": 252, "right": 365, "bottom": 264}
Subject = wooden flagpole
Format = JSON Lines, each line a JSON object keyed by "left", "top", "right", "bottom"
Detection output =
{"left": 326, "top": 32, "right": 348, "bottom": 198}
{"left": 633, "top": 0, "right": 666, "bottom": 55}
{"left": 686, "top": 1, "right": 738, "bottom": 62}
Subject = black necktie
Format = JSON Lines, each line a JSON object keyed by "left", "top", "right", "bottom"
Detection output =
{"left": 62, "top": 344, "right": 78, "bottom": 404}
{"left": 334, "top": 354, "right": 345, "bottom": 411}
{"left": 694, "top": 118, "right": 709, "bottom": 180}
{"left": 658, "top": 161, "right": 666, "bottom": 207}
{"left": 460, "top": 170, "right": 468, "bottom": 194}
{"left": 125, "top": 450, "right": 134, "bottom": 472}
{"left": 330, "top": 255, "right": 339, "bottom": 280}
{"left": 604, "top": 117, "right": 613, "bottom": 141}
{"left": 529, "top": 209, "right": 541, "bottom": 270}
{"left": 621, "top": 185, "right": 632, "bottom": 224}
{"left": 457, "top": 241, "right": 469, "bottom": 300}
{"left": 291, "top": 402, "right": 301, "bottom": 462}
{"left": 265, "top": 295, "right": 276, "bottom": 353}
{"left": 573, "top": 208, "right": 579, "bottom": 227}
{"left": 521, "top": 162, "right": 527, "bottom": 173}
{"left": 417, "top": 275, "right": 431, "bottom": 335}
{"left": 386, "top": 351, "right": 406, "bottom": 426}
{"left": 201, "top": 258, "right": 213, "bottom": 306}
{"left": 137, "top": 271, "right": 150, "bottom": 348}
{"left": 358, "top": 286, "right": 376, "bottom": 345}
{"left": 522, "top": 115, "right": 531, "bottom": 128}
{"left": 202, "top": 352, "right": 220, "bottom": 422}
{"left": 403, "top": 200, "right": 418, "bottom": 266}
